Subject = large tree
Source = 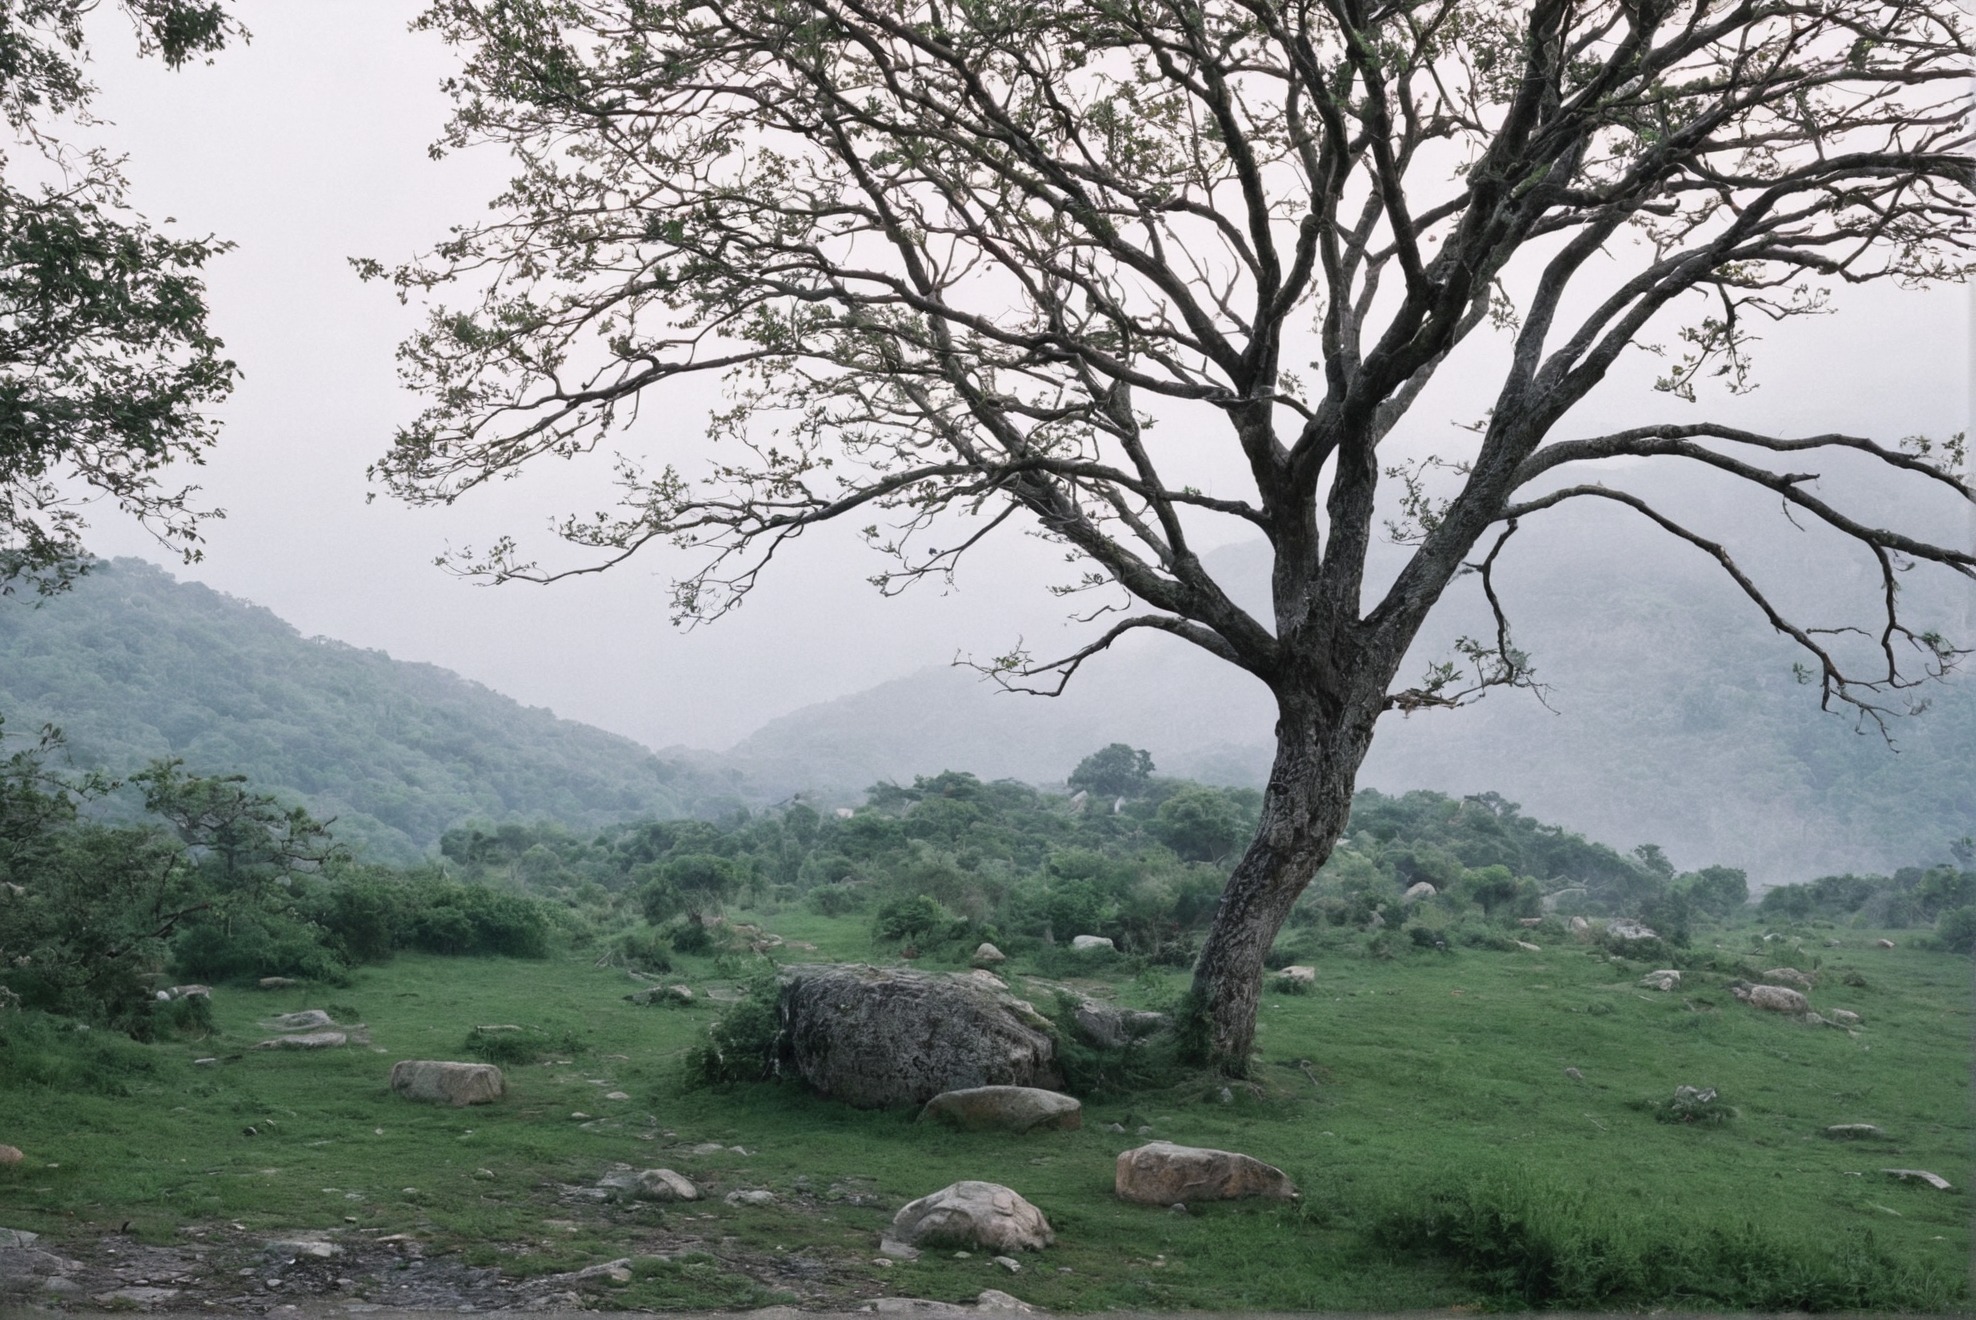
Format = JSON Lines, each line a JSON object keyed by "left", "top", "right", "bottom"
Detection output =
{"left": 374, "top": 0, "right": 1973, "bottom": 1071}
{"left": 0, "top": 1, "right": 240, "bottom": 592}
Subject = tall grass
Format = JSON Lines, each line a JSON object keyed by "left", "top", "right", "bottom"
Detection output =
{"left": 1370, "top": 1169, "right": 1965, "bottom": 1310}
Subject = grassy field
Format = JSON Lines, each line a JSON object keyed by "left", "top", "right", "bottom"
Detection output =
{"left": 1, "top": 915, "right": 1969, "bottom": 1311}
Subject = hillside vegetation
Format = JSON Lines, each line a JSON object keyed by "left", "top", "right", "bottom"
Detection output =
{"left": 0, "top": 559, "right": 753, "bottom": 859}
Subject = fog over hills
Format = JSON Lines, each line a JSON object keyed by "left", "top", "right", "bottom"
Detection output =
{"left": 2, "top": 466, "right": 1968, "bottom": 885}
{"left": 725, "top": 476, "right": 1973, "bottom": 885}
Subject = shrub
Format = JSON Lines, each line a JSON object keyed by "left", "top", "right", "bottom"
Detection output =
{"left": 610, "top": 928, "right": 674, "bottom": 974}
{"left": 1931, "top": 905, "right": 1976, "bottom": 954}
{"left": 685, "top": 971, "right": 783, "bottom": 1086}
{"left": 1372, "top": 1170, "right": 1959, "bottom": 1309}
{"left": 804, "top": 883, "right": 865, "bottom": 917}
{"left": 1640, "top": 1084, "right": 1737, "bottom": 1126}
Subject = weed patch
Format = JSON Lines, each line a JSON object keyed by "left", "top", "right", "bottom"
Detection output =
{"left": 1372, "top": 1170, "right": 1963, "bottom": 1309}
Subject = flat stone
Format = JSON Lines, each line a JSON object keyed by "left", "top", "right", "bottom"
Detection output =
{"left": 0, "top": 1229, "right": 38, "bottom": 1248}
{"left": 1513, "top": 940, "right": 1541, "bottom": 953}
{"left": 618, "top": 1168, "right": 701, "bottom": 1202}
{"left": 1606, "top": 918, "right": 1658, "bottom": 941}
{"left": 725, "top": 1189, "right": 776, "bottom": 1206}
{"left": 1275, "top": 966, "right": 1315, "bottom": 984}
{"left": 977, "top": 1288, "right": 1034, "bottom": 1311}
{"left": 920, "top": 1086, "right": 1082, "bottom": 1134}
{"left": 266, "top": 1239, "right": 342, "bottom": 1259}
{"left": 267, "top": 1009, "right": 336, "bottom": 1031}
{"left": 1824, "top": 1124, "right": 1884, "bottom": 1139}
{"left": 1115, "top": 1141, "right": 1297, "bottom": 1205}
{"left": 256, "top": 1031, "right": 347, "bottom": 1050}
{"left": 1638, "top": 970, "right": 1681, "bottom": 991}
{"left": 1069, "top": 1001, "right": 1170, "bottom": 1050}
{"left": 1070, "top": 935, "right": 1115, "bottom": 953}
{"left": 91, "top": 1287, "right": 180, "bottom": 1306}
{"left": 1883, "top": 1168, "right": 1953, "bottom": 1190}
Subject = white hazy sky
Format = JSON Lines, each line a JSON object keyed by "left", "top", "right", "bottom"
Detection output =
{"left": 71, "top": 2, "right": 1972, "bottom": 751}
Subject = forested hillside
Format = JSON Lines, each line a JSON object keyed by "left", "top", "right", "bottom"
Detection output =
{"left": 727, "top": 491, "right": 1974, "bottom": 885}
{"left": 0, "top": 560, "right": 754, "bottom": 859}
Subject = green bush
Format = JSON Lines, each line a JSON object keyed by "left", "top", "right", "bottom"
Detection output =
{"left": 611, "top": 927, "right": 674, "bottom": 974}
{"left": 1372, "top": 1171, "right": 1960, "bottom": 1309}
{"left": 1931, "top": 905, "right": 1976, "bottom": 954}
{"left": 804, "top": 884, "right": 865, "bottom": 917}
{"left": 461, "top": 1024, "right": 575, "bottom": 1066}
{"left": 686, "top": 971, "right": 782, "bottom": 1086}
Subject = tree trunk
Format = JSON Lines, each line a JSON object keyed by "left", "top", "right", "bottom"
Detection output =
{"left": 1183, "top": 687, "right": 1377, "bottom": 1074}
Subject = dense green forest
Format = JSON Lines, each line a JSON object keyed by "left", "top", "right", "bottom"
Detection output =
{"left": 0, "top": 559, "right": 754, "bottom": 859}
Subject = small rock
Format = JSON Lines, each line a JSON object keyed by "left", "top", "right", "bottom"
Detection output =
{"left": 977, "top": 1289, "right": 1034, "bottom": 1312}
{"left": 91, "top": 1287, "right": 180, "bottom": 1307}
{"left": 258, "top": 977, "right": 299, "bottom": 990}
{"left": 1069, "top": 1000, "right": 1170, "bottom": 1050}
{"left": 164, "top": 984, "right": 211, "bottom": 1000}
{"left": 873, "top": 1257, "right": 893, "bottom": 1268}
{"left": 883, "top": 1181, "right": 1053, "bottom": 1254}
{"left": 1563, "top": 1067, "right": 1583, "bottom": 1081}
{"left": 256, "top": 1031, "right": 347, "bottom": 1050}
{"left": 1115, "top": 1141, "right": 1297, "bottom": 1204}
{"left": 971, "top": 943, "right": 1007, "bottom": 968}
{"left": 265, "top": 1239, "right": 341, "bottom": 1259}
{"left": 878, "top": 1238, "right": 921, "bottom": 1261}
{"left": 267, "top": 1009, "right": 336, "bottom": 1031}
{"left": 1761, "top": 967, "right": 1816, "bottom": 987}
{"left": 574, "top": 1258, "right": 634, "bottom": 1285}
{"left": 0, "top": 1146, "right": 22, "bottom": 1166}
{"left": 725, "top": 1189, "right": 776, "bottom": 1206}
{"left": 1731, "top": 983, "right": 1809, "bottom": 1014}
{"left": 1517, "top": 917, "right": 1543, "bottom": 928}
{"left": 991, "top": 1256, "right": 1020, "bottom": 1273}
{"left": 920, "top": 1086, "right": 1082, "bottom": 1134}
{"left": 1135, "top": 1125, "right": 1154, "bottom": 1136}
{"left": 192, "top": 1057, "right": 218, "bottom": 1067}
{"left": 1875, "top": 939, "right": 1895, "bottom": 949}
{"left": 1104, "top": 1123, "right": 1125, "bottom": 1134}
{"left": 1882, "top": 1168, "right": 1952, "bottom": 1190}
{"left": 1070, "top": 934, "right": 1115, "bottom": 953}
{"left": 1829, "top": 1009, "right": 1862, "bottom": 1026}
{"left": 1167, "top": 1203, "right": 1187, "bottom": 1215}
{"left": 1606, "top": 919, "right": 1658, "bottom": 941}
{"left": 1275, "top": 965, "right": 1316, "bottom": 984}
{"left": 688, "top": 1141, "right": 728, "bottom": 1156}
{"left": 1824, "top": 1124, "right": 1884, "bottom": 1139}
{"left": 1402, "top": 881, "right": 1436, "bottom": 902}
{"left": 1568, "top": 916, "right": 1591, "bottom": 934}
{"left": 604, "top": 1168, "right": 701, "bottom": 1202}
{"left": 0, "top": 1228, "right": 38, "bottom": 1247}
{"left": 570, "top": 1112, "right": 591, "bottom": 1121}
{"left": 604, "top": 1091, "right": 631, "bottom": 1101}
{"left": 1513, "top": 940, "right": 1542, "bottom": 953}
{"left": 1638, "top": 970, "right": 1681, "bottom": 991}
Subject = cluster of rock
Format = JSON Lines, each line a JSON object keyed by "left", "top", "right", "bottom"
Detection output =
{"left": 1727, "top": 978, "right": 1863, "bottom": 1027}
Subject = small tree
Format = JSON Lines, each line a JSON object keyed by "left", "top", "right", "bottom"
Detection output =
{"left": 377, "top": 0, "right": 1973, "bottom": 1072}
{"left": 1068, "top": 744, "right": 1156, "bottom": 800}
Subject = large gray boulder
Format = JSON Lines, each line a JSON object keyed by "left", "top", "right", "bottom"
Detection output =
{"left": 883, "top": 1181, "right": 1053, "bottom": 1253}
{"left": 919, "top": 1086, "right": 1082, "bottom": 1134}
{"left": 775, "top": 964, "right": 1060, "bottom": 1108}
{"left": 389, "top": 1060, "right": 506, "bottom": 1106}
{"left": 1115, "top": 1142, "right": 1297, "bottom": 1205}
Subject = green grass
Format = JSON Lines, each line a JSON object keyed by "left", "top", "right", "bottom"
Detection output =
{"left": 0, "top": 918, "right": 1967, "bottom": 1310}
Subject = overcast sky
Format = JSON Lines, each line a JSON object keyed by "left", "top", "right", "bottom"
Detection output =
{"left": 71, "top": 2, "right": 1972, "bottom": 752}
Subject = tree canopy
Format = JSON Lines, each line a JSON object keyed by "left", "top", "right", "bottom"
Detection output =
{"left": 0, "top": 1, "right": 240, "bottom": 592}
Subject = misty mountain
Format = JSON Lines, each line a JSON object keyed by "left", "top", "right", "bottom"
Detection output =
{"left": 723, "top": 481, "right": 1972, "bottom": 886}
{"left": 0, "top": 559, "right": 756, "bottom": 860}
